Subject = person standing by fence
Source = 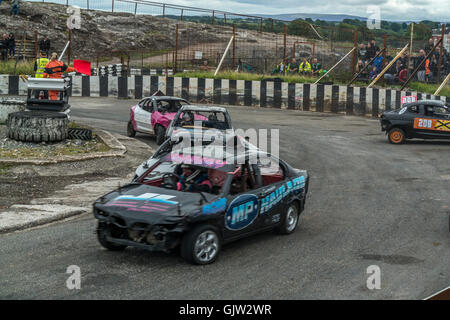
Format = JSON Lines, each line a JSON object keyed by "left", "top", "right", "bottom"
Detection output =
{"left": 39, "top": 36, "right": 51, "bottom": 58}
{"left": 299, "top": 58, "right": 311, "bottom": 75}
{"left": 0, "top": 34, "right": 8, "bottom": 61}
{"left": 34, "top": 51, "right": 49, "bottom": 98}
{"left": 416, "top": 49, "right": 427, "bottom": 82}
{"left": 11, "top": 0, "right": 20, "bottom": 16}
{"left": 8, "top": 33, "right": 15, "bottom": 57}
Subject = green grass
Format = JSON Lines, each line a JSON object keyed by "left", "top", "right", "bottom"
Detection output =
{"left": 175, "top": 71, "right": 320, "bottom": 84}
{"left": 0, "top": 139, "right": 110, "bottom": 159}
{"left": 405, "top": 82, "right": 450, "bottom": 97}
{"left": 0, "top": 163, "right": 13, "bottom": 175}
{"left": 0, "top": 60, "right": 35, "bottom": 75}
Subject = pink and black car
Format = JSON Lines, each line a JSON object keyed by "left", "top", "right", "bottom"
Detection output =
{"left": 127, "top": 96, "right": 190, "bottom": 145}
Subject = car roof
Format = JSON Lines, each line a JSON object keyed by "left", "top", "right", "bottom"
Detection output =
{"left": 179, "top": 105, "right": 228, "bottom": 113}
{"left": 143, "top": 96, "right": 188, "bottom": 101}
{"left": 404, "top": 99, "right": 445, "bottom": 108}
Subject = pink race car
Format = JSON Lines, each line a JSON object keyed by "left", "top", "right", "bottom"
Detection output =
{"left": 127, "top": 96, "right": 190, "bottom": 144}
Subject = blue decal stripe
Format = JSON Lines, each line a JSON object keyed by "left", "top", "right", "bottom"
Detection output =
{"left": 116, "top": 197, "right": 178, "bottom": 205}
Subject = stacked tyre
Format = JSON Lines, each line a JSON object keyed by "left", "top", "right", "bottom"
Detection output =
{"left": 7, "top": 111, "right": 69, "bottom": 143}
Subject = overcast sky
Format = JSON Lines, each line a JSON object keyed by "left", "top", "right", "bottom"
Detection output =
{"left": 171, "top": 0, "right": 450, "bottom": 21}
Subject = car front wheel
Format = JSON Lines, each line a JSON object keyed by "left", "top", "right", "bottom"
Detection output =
{"left": 181, "top": 224, "right": 221, "bottom": 265}
{"left": 97, "top": 222, "right": 127, "bottom": 251}
{"left": 275, "top": 202, "right": 299, "bottom": 235}
{"left": 388, "top": 128, "right": 405, "bottom": 144}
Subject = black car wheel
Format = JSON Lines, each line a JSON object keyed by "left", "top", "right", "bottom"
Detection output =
{"left": 181, "top": 224, "right": 221, "bottom": 265}
{"left": 388, "top": 128, "right": 405, "bottom": 144}
{"left": 275, "top": 202, "right": 299, "bottom": 235}
{"left": 127, "top": 120, "right": 136, "bottom": 137}
{"left": 97, "top": 223, "right": 127, "bottom": 251}
{"left": 155, "top": 125, "right": 166, "bottom": 145}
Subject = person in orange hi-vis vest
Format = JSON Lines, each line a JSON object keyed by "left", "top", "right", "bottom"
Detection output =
{"left": 425, "top": 58, "right": 430, "bottom": 82}
{"left": 43, "top": 52, "right": 76, "bottom": 100}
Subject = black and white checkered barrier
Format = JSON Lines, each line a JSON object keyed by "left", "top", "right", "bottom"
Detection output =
{"left": 1, "top": 75, "right": 449, "bottom": 115}
{"left": 130, "top": 69, "right": 174, "bottom": 76}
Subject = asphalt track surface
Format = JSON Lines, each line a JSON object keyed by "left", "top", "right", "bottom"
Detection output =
{"left": 1, "top": 97, "right": 449, "bottom": 299}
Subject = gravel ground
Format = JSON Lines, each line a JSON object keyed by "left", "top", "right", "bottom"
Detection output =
{"left": 0, "top": 132, "right": 152, "bottom": 210}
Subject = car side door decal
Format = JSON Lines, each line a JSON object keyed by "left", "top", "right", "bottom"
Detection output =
{"left": 224, "top": 194, "right": 259, "bottom": 231}
{"left": 414, "top": 118, "right": 450, "bottom": 132}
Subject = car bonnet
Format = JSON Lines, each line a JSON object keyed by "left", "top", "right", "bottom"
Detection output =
{"left": 95, "top": 184, "right": 208, "bottom": 225}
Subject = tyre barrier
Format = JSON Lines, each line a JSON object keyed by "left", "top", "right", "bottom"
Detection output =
{"left": 68, "top": 128, "right": 93, "bottom": 140}
{"left": 7, "top": 111, "right": 69, "bottom": 143}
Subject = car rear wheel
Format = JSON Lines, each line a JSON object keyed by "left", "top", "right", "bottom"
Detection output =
{"left": 181, "top": 224, "right": 221, "bottom": 265}
{"left": 275, "top": 202, "right": 299, "bottom": 235}
{"left": 97, "top": 222, "right": 127, "bottom": 251}
{"left": 388, "top": 128, "right": 405, "bottom": 144}
{"left": 127, "top": 120, "right": 136, "bottom": 137}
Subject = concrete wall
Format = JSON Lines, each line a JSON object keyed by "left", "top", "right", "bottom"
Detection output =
{"left": 2, "top": 75, "right": 449, "bottom": 116}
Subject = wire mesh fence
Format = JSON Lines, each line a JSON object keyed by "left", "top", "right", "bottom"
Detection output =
{"left": 14, "top": 0, "right": 450, "bottom": 87}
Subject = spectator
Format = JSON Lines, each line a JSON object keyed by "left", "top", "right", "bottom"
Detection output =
{"left": 384, "top": 51, "right": 393, "bottom": 62}
{"left": 399, "top": 53, "right": 408, "bottom": 67}
{"left": 373, "top": 51, "right": 383, "bottom": 73}
{"left": 11, "top": 0, "right": 20, "bottom": 15}
{"left": 299, "top": 58, "right": 311, "bottom": 74}
{"left": 398, "top": 67, "right": 407, "bottom": 84}
{"left": 355, "top": 59, "right": 364, "bottom": 74}
{"left": 287, "top": 58, "right": 299, "bottom": 74}
{"left": 356, "top": 60, "right": 369, "bottom": 82}
{"left": 39, "top": 36, "right": 51, "bottom": 58}
{"left": 393, "top": 60, "right": 403, "bottom": 76}
{"left": 8, "top": 33, "right": 15, "bottom": 57}
{"left": 236, "top": 59, "right": 244, "bottom": 72}
{"left": 424, "top": 38, "right": 434, "bottom": 55}
{"left": 311, "top": 58, "right": 323, "bottom": 76}
{"left": 428, "top": 55, "right": 438, "bottom": 82}
{"left": 416, "top": 49, "right": 426, "bottom": 82}
{"left": 0, "top": 34, "right": 8, "bottom": 61}
{"left": 200, "top": 60, "right": 210, "bottom": 71}
{"left": 371, "top": 39, "right": 380, "bottom": 53}
{"left": 369, "top": 66, "right": 377, "bottom": 80}
{"left": 383, "top": 60, "right": 396, "bottom": 84}
{"left": 272, "top": 60, "right": 285, "bottom": 75}
{"left": 365, "top": 42, "right": 374, "bottom": 61}
{"left": 358, "top": 44, "right": 367, "bottom": 64}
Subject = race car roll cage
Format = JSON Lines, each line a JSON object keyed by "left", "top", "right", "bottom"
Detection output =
{"left": 138, "top": 96, "right": 190, "bottom": 114}
{"left": 402, "top": 102, "right": 450, "bottom": 119}
{"left": 137, "top": 154, "right": 285, "bottom": 198}
{"left": 172, "top": 106, "right": 233, "bottom": 131}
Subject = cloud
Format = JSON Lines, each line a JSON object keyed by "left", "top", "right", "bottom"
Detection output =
{"left": 172, "top": 0, "right": 449, "bottom": 21}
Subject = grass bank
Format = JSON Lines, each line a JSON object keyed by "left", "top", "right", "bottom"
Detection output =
{"left": 0, "top": 60, "right": 35, "bottom": 75}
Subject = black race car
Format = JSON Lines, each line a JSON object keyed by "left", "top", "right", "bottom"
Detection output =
{"left": 93, "top": 146, "right": 309, "bottom": 265}
{"left": 380, "top": 100, "right": 450, "bottom": 144}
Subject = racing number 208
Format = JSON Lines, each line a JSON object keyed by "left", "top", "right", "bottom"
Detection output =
{"left": 417, "top": 119, "right": 433, "bottom": 129}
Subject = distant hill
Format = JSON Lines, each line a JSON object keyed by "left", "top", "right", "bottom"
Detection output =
{"left": 253, "top": 13, "right": 368, "bottom": 22}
